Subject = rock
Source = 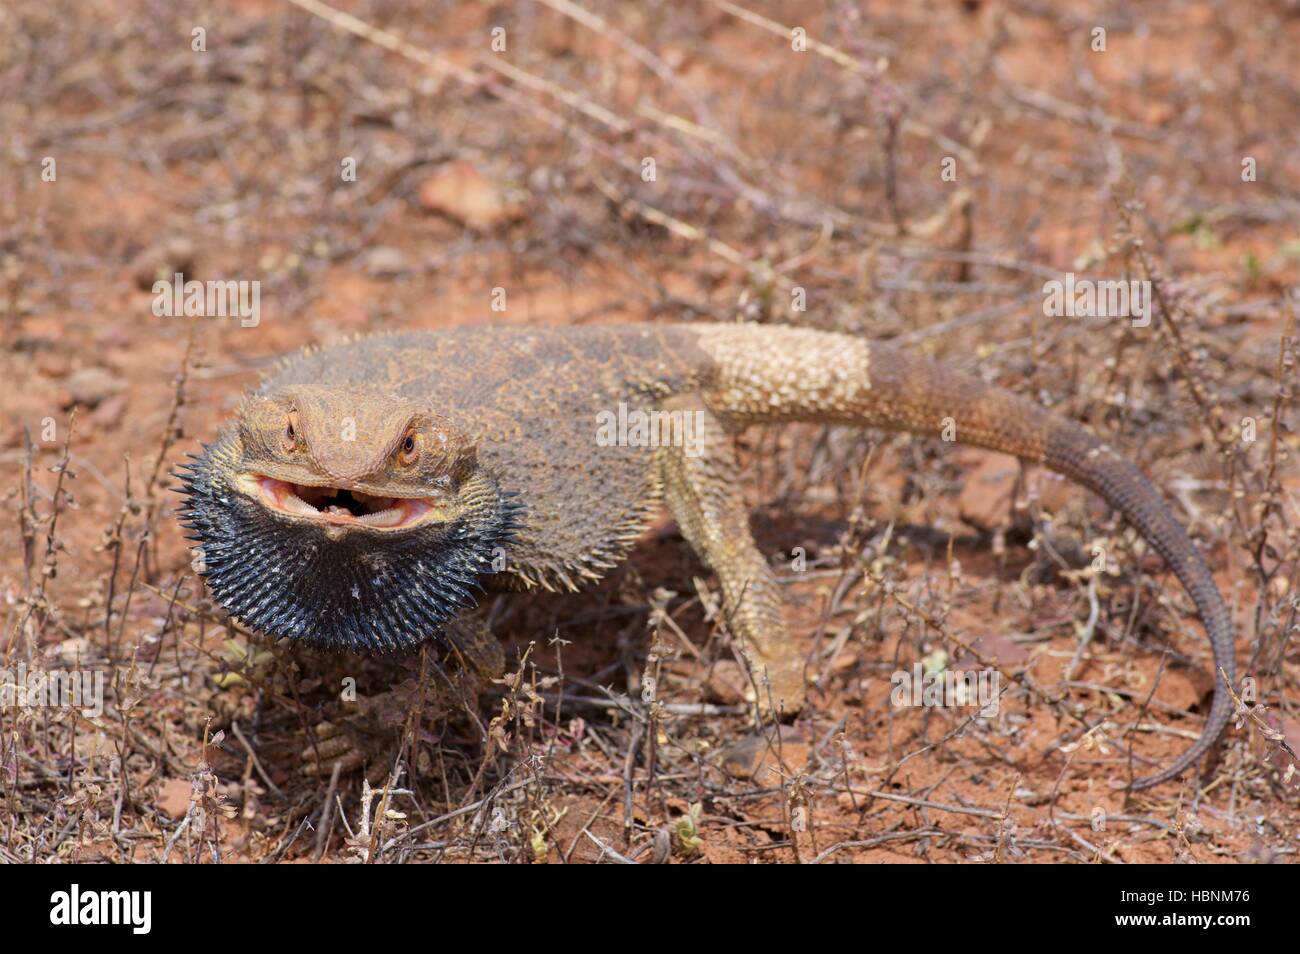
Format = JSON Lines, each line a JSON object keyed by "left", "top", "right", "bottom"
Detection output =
{"left": 962, "top": 631, "right": 1030, "bottom": 667}
{"left": 1024, "top": 468, "right": 1075, "bottom": 516}
{"left": 957, "top": 451, "right": 1019, "bottom": 529}
{"left": 957, "top": 450, "right": 1079, "bottom": 528}
{"left": 718, "top": 725, "right": 809, "bottom": 782}
{"left": 360, "top": 245, "right": 409, "bottom": 278}
{"left": 418, "top": 160, "right": 522, "bottom": 232}
{"left": 90, "top": 393, "right": 127, "bottom": 429}
{"left": 131, "top": 236, "right": 197, "bottom": 290}
{"left": 704, "top": 660, "right": 748, "bottom": 705}
{"left": 56, "top": 637, "right": 94, "bottom": 664}
{"left": 156, "top": 778, "right": 194, "bottom": 819}
{"left": 64, "top": 366, "right": 125, "bottom": 408}
{"left": 1147, "top": 666, "right": 1209, "bottom": 714}
{"left": 34, "top": 351, "right": 71, "bottom": 378}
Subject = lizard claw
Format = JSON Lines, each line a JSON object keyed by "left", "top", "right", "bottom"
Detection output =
{"left": 298, "top": 620, "right": 504, "bottom": 780}
{"left": 301, "top": 722, "right": 372, "bottom": 778}
{"left": 748, "top": 657, "right": 808, "bottom": 722}
{"left": 300, "top": 692, "right": 402, "bottom": 779}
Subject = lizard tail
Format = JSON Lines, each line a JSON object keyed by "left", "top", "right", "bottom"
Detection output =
{"left": 696, "top": 324, "right": 1234, "bottom": 789}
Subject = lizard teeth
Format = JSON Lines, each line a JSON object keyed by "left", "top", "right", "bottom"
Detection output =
{"left": 282, "top": 490, "right": 322, "bottom": 516}
{"left": 356, "top": 499, "right": 433, "bottom": 527}
{"left": 356, "top": 505, "right": 405, "bottom": 527}
{"left": 250, "top": 475, "right": 436, "bottom": 530}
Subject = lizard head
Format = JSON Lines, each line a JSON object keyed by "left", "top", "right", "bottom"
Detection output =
{"left": 177, "top": 384, "right": 520, "bottom": 652}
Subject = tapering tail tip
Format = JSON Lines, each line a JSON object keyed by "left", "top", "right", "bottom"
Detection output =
{"left": 1042, "top": 423, "right": 1236, "bottom": 790}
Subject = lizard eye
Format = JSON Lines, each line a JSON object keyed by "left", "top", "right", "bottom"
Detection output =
{"left": 283, "top": 412, "right": 299, "bottom": 451}
{"left": 398, "top": 432, "right": 418, "bottom": 464}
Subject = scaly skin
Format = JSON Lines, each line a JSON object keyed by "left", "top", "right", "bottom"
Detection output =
{"left": 179, "top": 323, "right": 1235, "bottom": 790}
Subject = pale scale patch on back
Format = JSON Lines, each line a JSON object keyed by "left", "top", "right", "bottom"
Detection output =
{"left": 690, "top": 324, "right": 872, "bottom": 423}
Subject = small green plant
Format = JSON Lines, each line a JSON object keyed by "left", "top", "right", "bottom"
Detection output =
{"left": 676, "top": 803, "right": 704, "bottom": 854}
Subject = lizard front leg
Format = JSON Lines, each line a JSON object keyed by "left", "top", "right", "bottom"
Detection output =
{"left": 301, "top": 615, "right": 506, "bottom": 778}
{"left": 657, "top": 399, "right": 806, "bottom": 718}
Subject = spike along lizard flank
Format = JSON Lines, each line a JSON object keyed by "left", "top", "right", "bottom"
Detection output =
{"left": 178, "top": 323, "right": 1236, "bottom": 790}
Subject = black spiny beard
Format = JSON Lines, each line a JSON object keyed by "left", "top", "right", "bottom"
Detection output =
{"left": 175, "top": 436, "right": 521, "bottom": 652}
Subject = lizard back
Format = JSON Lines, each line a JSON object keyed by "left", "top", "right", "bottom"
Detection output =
{"left": 262, "top": 324, "right": 712, "bottom": 590}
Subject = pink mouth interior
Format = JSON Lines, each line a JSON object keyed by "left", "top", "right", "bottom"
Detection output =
{"left": 256, "top": 477, "right": 434, "bottom": 529}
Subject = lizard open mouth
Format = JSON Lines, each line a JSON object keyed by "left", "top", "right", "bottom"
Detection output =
{"left": 251, "top": 476, "right": 436, "bottom": 530}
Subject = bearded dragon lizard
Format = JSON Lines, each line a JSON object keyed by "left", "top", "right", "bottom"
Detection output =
{"left": 177, "top": 323, "right": 1236, "bottom": 789}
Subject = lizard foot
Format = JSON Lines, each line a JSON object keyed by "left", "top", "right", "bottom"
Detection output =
{"left": 300, "top": 689, "right": 407, "bottom": 780}
{"left": 748, "top": 657, "right": 807, "bottom": 722}
{"left": 717, "top": 725, "right": 809, "bottom": 781}
{"left": 299, "top": 620, "right": 505, "bottom": 780}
